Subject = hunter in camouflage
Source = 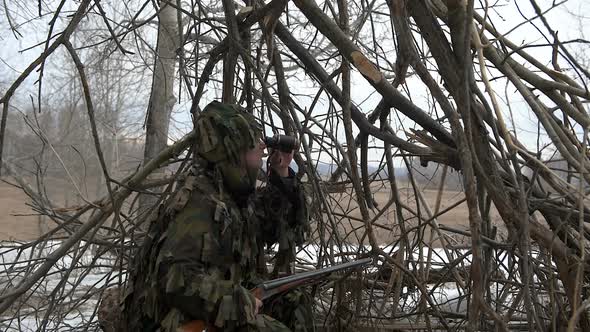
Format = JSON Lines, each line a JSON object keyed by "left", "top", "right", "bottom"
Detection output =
{"left": 119, "top": 101, "right": 312, "bottom": 331}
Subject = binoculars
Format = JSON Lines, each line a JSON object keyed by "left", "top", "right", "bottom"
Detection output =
{"left": 264, "top": 135, "right": 299, "bottom": 153}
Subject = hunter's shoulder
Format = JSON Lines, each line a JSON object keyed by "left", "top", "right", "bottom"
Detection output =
{"left": 164, "top": 171, "right": 219, "bottom": 235}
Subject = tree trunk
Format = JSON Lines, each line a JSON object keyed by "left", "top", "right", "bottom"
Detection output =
{"left": 140, "top": 1, "right": 179, "bottom": 222}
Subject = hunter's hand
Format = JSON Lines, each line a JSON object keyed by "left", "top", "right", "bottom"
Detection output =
{"left": 254, "top": 298, "right": 263, "bottom": 315}
{"left": 269, "top": 150, "right": 294, "bottom": 177}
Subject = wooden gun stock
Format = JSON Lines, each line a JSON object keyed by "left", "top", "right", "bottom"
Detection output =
{"left": 179, "top": 320, "right": 211, "bottom": 332}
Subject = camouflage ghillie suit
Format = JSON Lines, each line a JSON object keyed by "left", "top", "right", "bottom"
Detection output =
{"left": 120, "top": 101, "right": 312, "bottom": 332}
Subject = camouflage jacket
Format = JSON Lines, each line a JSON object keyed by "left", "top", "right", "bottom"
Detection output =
{"left": 122, "top": 162, "right": 309, "bottom": 331}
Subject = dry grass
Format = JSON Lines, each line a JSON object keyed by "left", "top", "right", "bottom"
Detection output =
{"left": 0, "top": 178, "right": 506, "bottom": 247}
{"left": 0, "top": 176, "right": 98, "bottom": 241}
{"left": 0, "top": 180, "right": 42, "bottom": 240}
{"left": 320, "top": 181, "right": 505, "bottom": 247}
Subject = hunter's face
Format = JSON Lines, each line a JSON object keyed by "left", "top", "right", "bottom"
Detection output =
{"left": 244, "top": 138, "right": 266, "bottom": 170}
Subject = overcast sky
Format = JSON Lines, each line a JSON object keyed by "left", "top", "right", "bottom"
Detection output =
{"left": 1, "top": 0, "right": 589, "bottom": 166}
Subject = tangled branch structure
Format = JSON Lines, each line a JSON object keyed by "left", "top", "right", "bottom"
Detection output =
{"left": 0, "top": 0, "right": 589, "bottom": 330}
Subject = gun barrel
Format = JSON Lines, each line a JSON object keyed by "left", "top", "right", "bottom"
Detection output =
{"left": 261, "top": 257, "right": 372, "bottom": 291}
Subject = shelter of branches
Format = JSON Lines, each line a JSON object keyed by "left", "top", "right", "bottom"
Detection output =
{"left": 0, "top": 0, "right": 589, "bottom": 331}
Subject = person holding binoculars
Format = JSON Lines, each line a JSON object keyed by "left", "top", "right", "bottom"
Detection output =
{"left": 115, "top": 101, "right": 312, "bottom": 332}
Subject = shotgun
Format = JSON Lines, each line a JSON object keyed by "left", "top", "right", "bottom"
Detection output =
{"left": 180, "top": 258, "right": 372, "bottom": 332}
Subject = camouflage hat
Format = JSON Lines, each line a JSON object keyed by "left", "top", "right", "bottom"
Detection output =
{"left": 195, "top": 101, "right": 262, "bottom": 164}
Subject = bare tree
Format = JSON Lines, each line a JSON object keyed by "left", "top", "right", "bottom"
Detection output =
{"left": 0, "top": 0, "right": 589, "bottom": 331}
{"left": 140, "top": 1, "right": 180, "bottom": 220}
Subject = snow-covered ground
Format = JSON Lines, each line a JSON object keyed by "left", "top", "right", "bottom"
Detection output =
{"left": 0, "top": 241, "right": 541, "bottom": 330}
{"left": 0, "top": 241, "right": 117, "bottom": 331}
